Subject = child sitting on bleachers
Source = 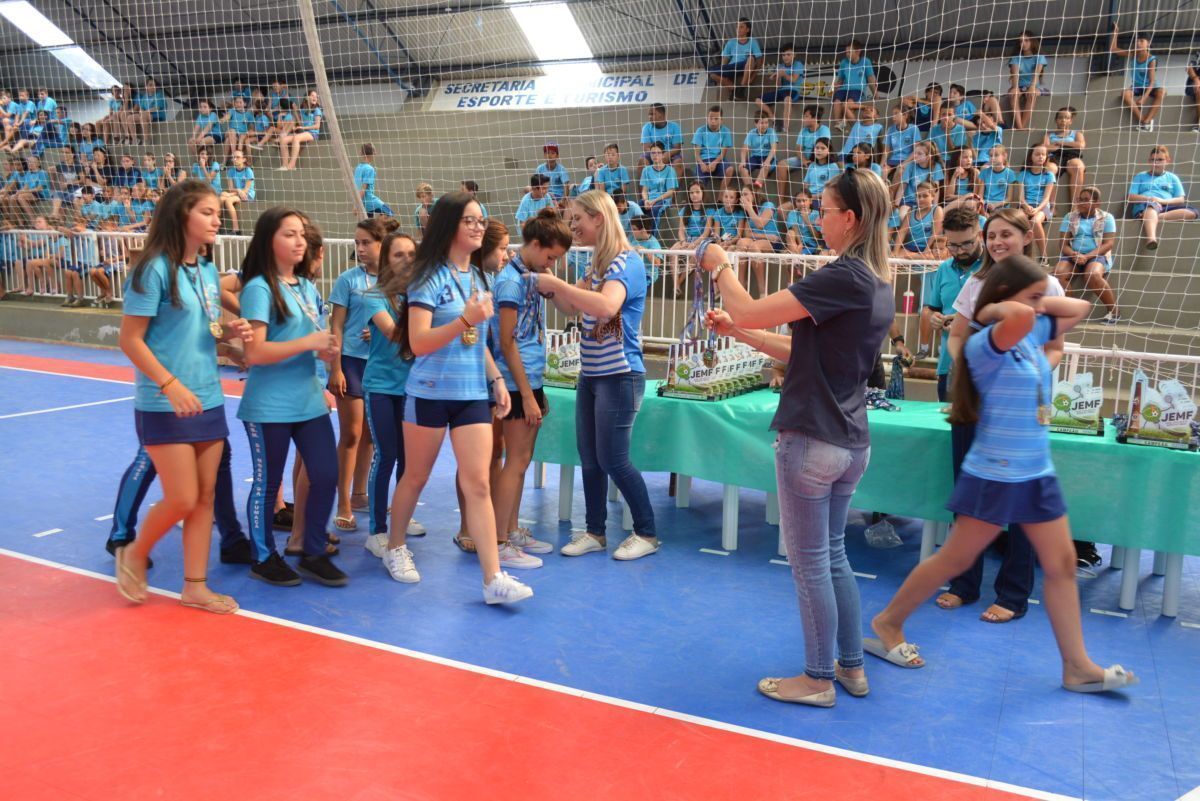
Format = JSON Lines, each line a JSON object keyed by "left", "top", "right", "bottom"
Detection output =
{"left": 629, "top": 215, "right": 664, "bottom": 287}
{"left": 830, "top": 39, "right": 878, "bottom": 129}
{"left": 708, "top": 17, "right": 762, "bottom": 101}
{"left": 77, "top": 123, "right": 104, "bottom": 163}
{"left": 980, "top": 145, "right": 1017, "bottom": 213}
{"left": 12, "top": 154, "right": 49, "bottom": 224}
{"left": 1126, "top": 145, "right": 1199, "bottom": 249}
{"left": 1007, "top": 31, "right": 1048, "bottom": 130}
{"left": 127, "top": 181, "right": 155, "bottom": 230}
{"left": 784, "top": 187, "right": 823, "bottom": 255}
{"left": 461, "top": 179, "right": 488, "bottom": 217}
{"left": 639, "top": 142, "right": 678, "bottom": 235}
{"left": 896, "top": 140, "right": 944, "bottom": 217}
{"left": 575, "top": 156, "right": 598, "bottom": 195}
{"left": 881, "top": 104, "right": 920, "bottom": 179}
{"left": 803, "top": 138, "right": 839, "bottom": 202}
{"left": 755, "top": 43, "right": 804, "bottom": 133}
{"left": 19, "top": 216, "right": 57, "bottom": 295}
{"left": 846, "top": 142, "right": 884, "bottom": 179}
{"left": 946, "top": 84, "right": 978, "bottom": 131}
{"left": 639, "top": 103, "right": 684, "bottom": 176}
{"left": 278, "top": 90, "right": 322, "bottom": 172}
{"left": 111, "top": 153, "right": 141, "bottom": 188}
{"left": 912, "top": 82, "right": 943, "bottom": 133}
{"left": 246, "top": 100, "right": 276, "bottom": 151}
{"left": 839, "top": 104, "right": 882, "bottom": 163}
{"left": 58, "top": 217, "right": 96, "bottom": 307}
{"left": 612, "top": 190, "right": 644, "bottom": 236}
{"left": 1042, "top": 106, "right": 1086, "bottom": 203}
{"left": 734, "top": 185, "right": 781, "bottom": 297}
{"left": 1017, "top": 144, "right": 1057, "bottom": 256}
{"left": 134, "top": 78, "right": 167, "bottom": 144}
{"left": 972, "top": 103, "right": 1004, "bottom": 165}
{"left": 191, "top": 146, "right": 222, "bottom": 193}
{"left": 709, "top": 187, "right": 744, "bottom": 242}
{"left": 737, "top": 110, "right": 778, "bottom": 189}
{"left": 515, "top": 174, "right": 554, "bottom": 225}
{"left": 944, "top": 145, "right": 982, "bottom": 211}
{"left": 536, "top": 141, "right": 571, "bottom": 201}
{"left": 597, "top": 144, "right": 631, "bottom": 195}
{"left": 221, "top": 149, "right": 256, "bottom": 234}
{"left": 927, "top": 105, "right": 967, "bottom": 166}
{"left": 223, "top": 95, "right": 254, "bottom": 159}
{"left": 188, "top": 99, "right": 223, "bottom": 156}
{"left": 672, "top": 181, "right": 711, "bottom": 295}
{"left": 691, "top": 105, "right": 733, "bottom": 189}
{"left": 1111, "top": 24, "right": 1165, "bottom": 132}
{"left": 1056, "top": 185, "right": 1119, "bottom": 325}
{"left": 894, "top": 180, "right": 943, "bottom": 258}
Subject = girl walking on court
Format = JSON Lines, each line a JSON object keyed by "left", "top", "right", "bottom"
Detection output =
{"left": 115, "top": 179, "right": 253, "bottom": 613}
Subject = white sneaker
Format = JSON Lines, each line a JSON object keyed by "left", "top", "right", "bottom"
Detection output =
{"left": 365, "top": 533, "right": 388, "bottom": 558}
{"left": 1192, "top": 125, "right": 1200, "bottom": 134}
{"left": 1099, "top": 312, "right": 1121, "bottom": 326}
{"left": 483, "top": 571, "right": 533, "bottom": 605}
{"left": 498, "top": 541, "right": 543, "bottom": 569}
{"left": 613, "top": 534, "right": 660, "bottom": 561}
{"left": 1144, "top": 120, "right": 1155, "bottom": 132}
{"left": 509, "top": 526, "right": 552, "bottom": 554}
{"left": 407, "top": 518, "right": 427, "bottom": 536}
{"left": 561, "top": 531, "right": 605, "bottom": 556}
{"left": 384, "top": 545, "right": 420, "bottom": 583}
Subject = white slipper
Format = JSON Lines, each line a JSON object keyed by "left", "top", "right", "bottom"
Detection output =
{"left": 863, "top": 637, "right": 924, "bottom": 669}
{"left": 1063, "top": 665, "right": 1139, "bottom": 694}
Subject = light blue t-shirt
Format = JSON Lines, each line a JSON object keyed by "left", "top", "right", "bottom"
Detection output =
{"left": 836, "top": 56, "right": 875, "bottom": 93}
{"left": 903, "top": 206, "right": 937, "bottom": 252}
{"left": 580, "top": 250, "right": 646, "bottom": 376}
{"left": 796, "top": 124, "right": 832, "bottom": 159}
{"left": 493, "top": 253, "right": 545, "bottom": 391}
{"left": 900, "top": 161, "right": 945, "bottom": 207}
{"left": 328, "top": 265, "right": 378, "bottom": 360}
{"left": 354, "top": 162, "right": 383, "bottom": 204}
{"left": 254, "top": 113, "right": 272, "bottom": 132}
{"left": 747, "top": 202, "right": 780, "bottom": 238}
{"left": 787, "top": 208, "right": 822, "bottom": 252}
{"left": 535, "top": 162, "right": 571, "bottom": 199}
{"left": 923, "top": 255, "right": 982, "bottom": 374}
{"left": 1009, "top": 54, "right": 1048, "bottom": 89}
{"left": 1060, "top": 211, "right": 1116, "bottom": 254}
{"left": 711, "top": 206, "right": 745, "bottom": 238}
{"left": 927, "top": 124, "right": 966, "bottom": 158}
{"left": 639, "top": 164, "right": 678, "bottom": 201}
{"left": 191, "top": 161, "right": 222, "bottom": 192}
{"left": 361, "top": 292, "right": 412, "bottom": 396}
{"left": 883, "top": 124, "right": 921, "bottom": 165}
{"left": 617, "top": 200, "right": 644, "bottom": 235}
{"left": 21, "top": 169, "right": 49, "bottom": 196}
{"left": 137, "top": 91, "right": 167, "bottom": 113}
{"left": 805, "top": 161, "right": 840, "bottom": 196}
{"left": 962, "top": 315, "right": 1057, "bottom": 482}
{"left": 980, "top": 166, "right": 1016, "bottom": 204}
{"left": 405, "top": 264, "right": 490, "bottom": 401}
{"left": 1129, "top": 53, "right": 1159, "bottom": 90}
{"left": 640, "top": 121, "right": 683, "bottom": 151}
{"left": 227, "top": 166, "right": 255, "bottom": 199}
{"left": 974, "top": 128, "right": 1003, "bottom": 164}
{"left": 677, "top": 205, "right": 710, "bottom": 239}
{"left": 37, "top": 96, "right": 57, "bottom": 115}
{"left": 596, "top": 164, "right": 631, "bottom": 193}
{"left": 840, "top": 121, "right": 883, "bottom": 157}
{"left": 1128, "top": 170, "right": 1186, "bottom": 215}
{"left": 122, "top": 255, "right": 224, "bottom": 413}
{"left": 226, "top": 108, "right": 253, "bottom": 133}
{"left": 1019, "top": 168, "right": 1056, "bottom": 208}
{"left": 142, "top": 167, "right": 163, "bottom": 190}
{"left": 744, "top": 127, "right": 778, "bottom": 159}
{"left": 238, "top": 275, "right": 329, "bottom": 423}
{"left": 692, "top": 124, "right": 733, "bottom": 161}
{"left": 194, "top": 111, "right": 222, "bottom": 135}
{"left": 777, "top": 61, "right": 805, "bottom": 86}
{"left": 721, "top": 37, "right": 763, "bottom": 66}
{"left": 953, "top": 99, "right": 977, "bottom": 123}
{"left": 300, "top": 107, "right": 323, "bottom": 136}
{"left": 71, "top": 232, "right": 100, "bottom": 268}
{"left": 130, "top": 199, "right": 155, "bottom": 224}
{"left": 516, "top": 192, "right": 554, "bottom": 224}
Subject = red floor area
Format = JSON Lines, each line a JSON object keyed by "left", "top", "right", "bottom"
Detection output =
{"left": 0, "top": 554, "right": 1039, "bottom": 801}
{"left": 0, "top": 352, "right": 245, "bottom": 396}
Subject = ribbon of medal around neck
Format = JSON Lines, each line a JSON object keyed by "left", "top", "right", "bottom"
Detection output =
{"left": 685, "top": 239, "right": 718, "bottom": 368}
{"left": 1013, "top": 338, "right": 1051, "bottom": 426}
{"left": 281, "top": 277, "right": 324, "bottom": 332}
{"left": 511, "top": 252, "right": 544, "bottom": 345}
{"left": 448, "top": 263, "right": 479, "bottom": 346}
{"left": 182, "top": 260, "right": 223, "bottom": 339}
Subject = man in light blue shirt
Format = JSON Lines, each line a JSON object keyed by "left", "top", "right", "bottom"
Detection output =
{"left": 707, "top": 18, "right": 762, "bottom": 100}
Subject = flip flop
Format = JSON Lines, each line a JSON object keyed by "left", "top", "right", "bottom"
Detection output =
{"left": 114, "top": 546, "right": 146, "bottom": 604}
{"left": 1063, "top": 665, "right": 1140, "bottom": 694}
{"left": 756, "top": 677, "right": 835, "bottom": 707}
{"left": 453, "top": 534, "right": 476, "bottom": 553}
{"left": 863, "top": 637, "right": 924, "bottom": 669}
{"left": 179, "top": 594, "right": 239, "bottom": 615}
{"left": 334, "top": 516, "right": 358, "bottom": 531}
{"left": 935, "top": 592, "right": 966, "bottom": 610}
{"left": 980, "top": 604, "right": 1026, "bottom": 624}
{"left": 350, "top": 493, "right": 369, "bottom": 511}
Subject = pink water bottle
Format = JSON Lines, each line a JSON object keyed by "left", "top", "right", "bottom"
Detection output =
{"left": 901, "top": 290, "right": 915, "bottom": 314}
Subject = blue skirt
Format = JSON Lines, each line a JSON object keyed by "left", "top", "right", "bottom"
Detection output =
{"left": 136, "top": 405, "right": 228, "bottom": 446}
{"left": 336, "top": 354, "right": 367, "bottom": 398}
{"left": 946, "top": 473, "right": 1066, "bottom": 528}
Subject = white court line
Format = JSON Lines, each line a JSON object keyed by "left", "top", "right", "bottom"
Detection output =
{"left": 32, "top": 528, "right": 63, "bottom": 538}
{"left": 94, "top": 514, "right": 113, "bottom": 521}
{"left": 1181, "top": 622, "right": 1200, "bottom": 630}
{"left": 1090, "top": 608, "right": 1129, "bottom": 619}
{"left": 1177, "top": 785, "right": 1200, "bottom": 801}
{"left": 769, "top": 558, "right": 789, "bottom": 566}
{"left": 0, "top": 365, "right": 244, "bottom": 400}
{"left": 699, "top": 548, "right": 730, "bottom": 556}
{"left": 0, "top": 546, "right": 1080, "bottom": 801}
{"left": 852, "top": 571, "right": 877, "bottom": 580}
{"left": 0, "top": 395, "right": 133, "bottom": 419}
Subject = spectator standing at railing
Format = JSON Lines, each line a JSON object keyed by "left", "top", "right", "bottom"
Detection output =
{"left": 698, "top": 169, "right": 895, "bottom": 706}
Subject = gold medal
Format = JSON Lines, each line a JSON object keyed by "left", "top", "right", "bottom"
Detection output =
{"left": 461, "top": 326, "right": 478, "bottom": 346}
{"left": 209, "top": 321, "right": 223, "bottom": 339}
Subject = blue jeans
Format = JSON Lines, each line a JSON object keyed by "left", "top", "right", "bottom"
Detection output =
{"left": 576, "top": 372, "right": 655, "bottom": 538}
{"left": 364, "top": 392, "right": 405, "bottom": 535}
{"left": 775, "top": 430, "right": 870, "bottom": 680}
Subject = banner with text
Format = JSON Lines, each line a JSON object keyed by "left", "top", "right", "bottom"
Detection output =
{"left": 428, "top": 69, "right": 707, "bottom": 112}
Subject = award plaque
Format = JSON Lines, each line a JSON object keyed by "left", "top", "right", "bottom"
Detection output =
{"left": 1048, "top": 372, "right": 1105, "bottom": 436}
{"left": 1118, "top": 373, "right": 1198, "bottom": 451}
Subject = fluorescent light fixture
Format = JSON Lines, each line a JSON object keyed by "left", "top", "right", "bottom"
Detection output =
{"left": 505, "top": 1, "right": 594, "bottom": 63}
{"left": 0, "top": 1, "right": 71, "bottom": 46}
{"left": 0, "top": 1, "right": 120, "bottom": 89}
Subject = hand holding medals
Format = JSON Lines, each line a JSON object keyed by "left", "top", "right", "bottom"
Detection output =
{"left": 224, "top": 317, "right": 254, "bottom": 344}
{"left": 460, "top": 288, "right": 494, "bottom": 347}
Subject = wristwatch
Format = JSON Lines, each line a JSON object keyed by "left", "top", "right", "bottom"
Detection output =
{"left": 713, "top": 262, "right": 734, "bottom": 283}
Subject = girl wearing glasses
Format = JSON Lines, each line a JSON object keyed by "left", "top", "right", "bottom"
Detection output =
{"left": 699, "top": 169, "right": 896, "bottom": 706}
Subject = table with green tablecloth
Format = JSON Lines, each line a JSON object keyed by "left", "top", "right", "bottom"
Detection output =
{"left": 532, "top": 384, "right": 1200, "bottom": 615}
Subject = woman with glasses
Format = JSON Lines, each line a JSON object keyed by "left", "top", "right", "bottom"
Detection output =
{"left": 698, "top": 170, "right": 896, "bottom": 707}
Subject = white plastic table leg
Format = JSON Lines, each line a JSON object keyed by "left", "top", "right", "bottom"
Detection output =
{"left": 621, "top": 495, "right": 633, "bottom": 531}
{"left": 1161, "top": 553, "right": 1184, "bottom": 618}
{"left": 1118, "top": 547, "right": 1140, "bottom": 612}
{"left": 557, "top": 464, "right": 574, "bottom": 522}
{"left": 777, "top": 529, "right": 787, "bottom": 557}
{"left": 1152, "top": 551, "right": 1167, "bottom": 576}
{"left": 766, "top": 492, "right": 780, "bottom": 525}
{"left": 676, "top": 475, "right": 692, "bottom": 508}
{"left": 920, "top": 520, "right": 938, "bottom": 561}
{"left": 721, "top": 483, "right": 739, "bottom": 551}
{"left": 532, "top": 461, "right": 545, "bottom": 489}
{"left": 608, "top": 478, "right": 619, "bottom": 501}
{"left": 1111, "top": 546, "right": 1125, "bottom": 570}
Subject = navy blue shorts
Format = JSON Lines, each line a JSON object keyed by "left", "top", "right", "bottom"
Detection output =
{"left": 709, "top": 63, "right": 747, "bottom": 81}
{"left": 697, "top": 160, "right": 730, "bottom": 182}
{"left": 833, "top": 88, "right": 863, "bottom": 102}
{"left": 1132, "top": 86, "right": 1162, "bottom": 98}
{"left": 760, "top": 88, "right": 801, "bottom": 105}
{"left": 747, "top": 155, "right": 774, "bottom": 174}
{"left": 405, "top": 396, "right": 492, "bottom": 429}
{"left": 946, "top": 473, "right": 1066, "bottom": 528}
{"left": 1188, "top": 85, "right": 1197, "bottom": 98}
{"left": 504, "top": 387, "right": 547, "bottom": 421}
{"left": 209, "top": 131, "right": 225, "bottom": 144}
{"left": 335, "top": 354, "right": 366, "bottom": 398}
{"left": 135, "top": 405, "right": 229, "bottom": 446}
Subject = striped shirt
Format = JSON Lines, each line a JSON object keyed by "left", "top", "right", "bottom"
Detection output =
{"left": 580, "top": 250, "right": 646, "bottom": 376}
{"left": 962, "top": 315, "right": 1057, "bottom": 482}
{"left": 405, "top": 263, "right": 489, "bottom": 400}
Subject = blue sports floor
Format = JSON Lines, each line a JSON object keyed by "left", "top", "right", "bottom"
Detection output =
{"left": 2, "top": 339, "right": 1198, "bottom": 801}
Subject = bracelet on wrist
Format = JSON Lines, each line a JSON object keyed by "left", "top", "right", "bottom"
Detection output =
{"left": 458, "top": 314, "right": 472, "bottom": 329}
{"left": 159, "top": 376, "right": 177, "bottom": 393}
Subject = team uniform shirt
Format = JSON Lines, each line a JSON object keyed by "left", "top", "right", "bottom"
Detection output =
{"left": 254, "top": 113, "right": 273, "bottom": 133}
{"left": 1128, "top": 170, "right": 1187, "bottom": 216}
{"left": 973, "top": 128, "right": 1003, "bottom": 164}
{"left": 227, "top": 166, "right": 256, "bottom": 200}
{"left": 677, "top": 205, "right": 711, "bottom": 239}
{"left": 845, "top": 162, "right": 884, "bottom": 179}
{"left": 535, "top": 162, "right": 571, "bottom": 199}
{"left": 71, "top": 231, "right": 100, "bottom": 270}
{"left": 640, "top": 121, "right": 684, "bottom": 153}
{"left": 361, "top": 292, "right": 413, "bottom": 396}
{"left": 711, "top": 206, "right": 745, "bottom": 238}
{"left": 744, "top": 127, "right": 778, "bottom": 160}
{"left": 836, "top": 56, "right": 875, "bottom": 94}
{"left": 194, "top": 111, "right": 223, "bottom": 138}
{"left": 923, "top": 255, "right": 982, "bottom": 375}
{"left": 899, "top": 161, "right": 945, "bottom": 206}
{"left": 903, "top": 206, "right": 937, "bottom": 251}
{"left": 1047, "top": 129, "right": 1081, "bottom": 154}
{"left": 746, "top": 202, "right": 780, "bottom": 238}
{"left": 1018, "top": 168, "right": 1056, "bottom": 209}
{"left": 805, "top": 161, "right": 840, "bottom": 196}
{"left": 883, "top": 124, "right": 921, "bottom": 165}
{"left": 405, "top": 264, "right": 490, "bottom": 400}
{"left": 20, "top": 169, "right": 50, "bottom": 198}
{"left": 1129, "top": 53, "right": 1160, "bottom": 90}
{"left": 796, "top": 124, "right": 832, "bottom": 160}
{"left": 962, "top": 315, "right": 1058, "bottom": 482}
{"left": 493, "top": 253, "right": 546, "bottom": 391}
{"left": 596, "top": 164, "right": 631, "bottom": 193}
{"left": 268, "top": 91, "right": 292, "bottom": 111}
{"left": 111, "top": 166, "right": 142, "bottom": 189}
{"left": 130, "top": 198, "right": 155, "bottom": 225}
{"left": 692, "top": 125, "right": 733, "bottom": 162}
{"left": 1060, "top": 211, "right": 1116, "bottom": 256}
{"left": 226, "top": 108, "right": 253, "bottom": 134}
{"left": 136, "top": 90, "right": 167, "bottom": 119}
{"left": 839, "top": 121, "right": 883, "bottom": 158}
{"left": 515, "top": 191, "right": 554, "bottom": 224}
{"left": 329, "top": 265, "right": 378, "bottom": 360}
{"left": 82, "top": 200, "right": 109, "bottom": 225}
{"left": 775, "top": 61, "right": 805, "bottom": 94}
{"left": 1009, "top": 54, "right": 1048, "bottom": 89}
{"left": 927, "top": 124, "right": 967, "bottom": 158}
{"left": 141, "top": 167, "right": 164, "bottom": 190}
{"left": 787, "top": 208, "right": 822, "bottom": 252}
{"left": 953, "top": 99, "right": 978, "bottom": 124}
{"left": 579, "top": 250, "right": 646, "bottom": 376}
{"left": 354, "top": 162, "right": 387, "bottom": 211}
{"left": 617, "top": 200, "right": 644, "bottom": 235}
{"left": 721, "top": 37, "right": 763, "bottom": 66}
{"left": 238, "top": 275, "right": 329, "bottom": 423}
{"left": 980, "top": 165, "right": 1016, "bottom": 205}
{"left": 36, "top": 96, "right": 57, "bottom": 116}
{"left": 639, "top": 164, "right": 678, "bottom": 203}
{"left": 123, "top": 255, "right": 224, "bottom": 413}
{"left": 300, "top": 107, "right": 323, "bottom": 138}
